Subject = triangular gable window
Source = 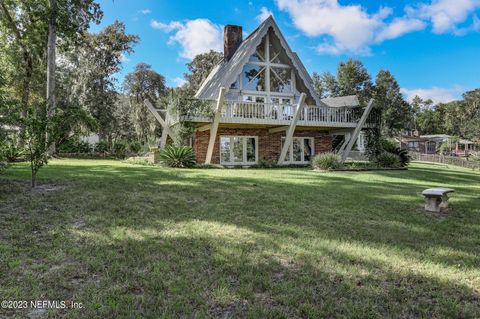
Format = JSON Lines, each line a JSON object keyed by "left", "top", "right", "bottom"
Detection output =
{"left": 237, "top": 28, "right": 297, "bottom": 95}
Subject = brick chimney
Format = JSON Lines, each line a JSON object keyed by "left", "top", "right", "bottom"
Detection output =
{"left": 224, "top": 25, "right": 242, "bottom": 62}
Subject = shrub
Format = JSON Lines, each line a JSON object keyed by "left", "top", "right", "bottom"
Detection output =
{"left": 0, "top": 160, "right": 8, "bottom": 173}
{"left": 470, "top": 152, "right": 480, "bottom": 162}
{"left": 255, "top": 159, "right": 278, "bottom": 168}
{"left": 95, "top": 140, "right": 110, "bottom": 153}
{"left": 77, "top": 141, "right": 91, "bottom": 153}
{"left": 2, "top": 140, "right": 23, "bottom": 162}
{"left": 312, "top": 152, "right": 343, "bottom": 170}
{"left": 113, "top": 140, "right": 128, "bottom": 158}
{"left": 159, "top": 145, "right": 196, "bottom": 168}
{"left": 124, "top": 156, "right": 154, "bottom": 166}
{"left": 58, "top": 139, "right": 91, "bottom": 153}
{"left": 58, "top": 139, "right": 78, "bottom": 153}
{"left": 380, "top": 139, "right": 410, "bottom": 167}
{"left": 128, "top": 141, "right": 142, "bottom": 154}
{"left": 374, "top": 152, "right": 401, "bottom": 168}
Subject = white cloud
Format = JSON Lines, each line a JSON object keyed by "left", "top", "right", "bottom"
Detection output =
{"left": 375, "top": 18, "right": 426, "bottom": 42}
{"left": 275, "top": 0, "right": 480, "bottom": 55}
{"left": 151, "top": 19, "right": 223, "bottom": 60}
{"left": 417, "top": 0, "right": 480, "bottom": 34}
{"left": 401, "top": 86, "right": 465, "bottom": 104}
{"left": 257, "top": 7, "right": 273, "bottom": 22}
{"left": 119, "top": 53, "right": 130, "bottom": 63}
{"left": 140, "top": 9, "right": 151, "bottom": 15}
{"left": 173, "top": 77, "right": 187, "bottom": 87}
{"left": 276, "top": 0, "right": 390, "bottom": 54}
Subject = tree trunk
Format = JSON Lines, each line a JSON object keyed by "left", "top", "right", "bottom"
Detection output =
{"left": 46, "top": 0, "right": 58, "bottom": 153}
{"left": 31, "top": 165, "right": 36, "bottom": 188}
{"left": 21, "top": 53, "right": 33, "bottom": 118}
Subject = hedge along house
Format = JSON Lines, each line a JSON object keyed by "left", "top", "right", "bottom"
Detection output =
{"left": 146, "top": 16, "right": 376, "bottom": 166}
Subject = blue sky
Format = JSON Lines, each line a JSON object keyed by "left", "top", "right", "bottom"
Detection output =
{"left": 94, "top": 0, "right": 480, "bottom": 103}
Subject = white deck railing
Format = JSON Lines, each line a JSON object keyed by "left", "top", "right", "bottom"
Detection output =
{"left": 182, "top": 100, "right": 377, "bottom": 127}
{"left": 221, "top": 101, "right": 362, "bottom": 125}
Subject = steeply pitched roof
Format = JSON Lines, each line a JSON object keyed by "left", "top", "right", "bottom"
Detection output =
{"left": 195, "top": 16, "right": 322, "bottom": 106}
{"left": 321, "top": 95, "right": 359, "bottom": 107}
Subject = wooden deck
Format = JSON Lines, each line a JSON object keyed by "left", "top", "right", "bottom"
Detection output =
{"left": 180, "top": 101, "right": 377, "bottom": 128}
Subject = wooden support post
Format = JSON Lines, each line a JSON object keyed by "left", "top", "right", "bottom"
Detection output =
{"left": 205, "top": 87, "right": 226, "bottom": 164}
{"left": 277, "top": 93, "right": 306, "bottom": 165}
{"left": 341, "top": 99, "right": 374, "bottom": 161}
{"left": 144, "top": 99, "right": 171, "bottom": 149}
{"left": 159, "top": 105, "right": 171, "bottom": 149}
{"left": 337, "top": 132, "right": 352, "bottom": 154}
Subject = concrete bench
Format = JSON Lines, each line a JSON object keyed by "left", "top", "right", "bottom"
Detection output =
{"left": 422, "top": 188, "right": 455, "bottom": 213}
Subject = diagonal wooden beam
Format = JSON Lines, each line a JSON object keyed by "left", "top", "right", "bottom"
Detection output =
{"left": 277, "top": 93, "right": 306, "bottom": 165}
{"left": 144, "top": 99, "right": 172, "bottom": 149}
{"left": 337, "top": 132, "right": 352, "bottom": 154}
{"left": 159, "top": 102, "right": 172, "bottom": 149}
{"left": 144, "top": 99, "right": 166, "bottom": 127}
{"left": 341, "top": 99, "right": 374, "bottom": 161}
{"left": 205, "top": 87, "right": 226, "bottom": 164}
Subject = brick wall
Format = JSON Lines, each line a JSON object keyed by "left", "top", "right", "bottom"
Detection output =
{"left": 194, "top": 127, "right": 332, "bottom": 164}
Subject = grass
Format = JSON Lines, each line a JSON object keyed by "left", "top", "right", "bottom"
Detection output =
{"left": 0, "top": 159, "right": 479, "bottom": 318}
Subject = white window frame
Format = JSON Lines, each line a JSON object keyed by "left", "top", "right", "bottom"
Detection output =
{"left": 281, "top": 137, "right": 314, "bottom": 164}
{"left": 220, "top": 136, "right": 258, "bottom": 165}
{"left": 233, "top": 30, "right": 297, "bottom": 103}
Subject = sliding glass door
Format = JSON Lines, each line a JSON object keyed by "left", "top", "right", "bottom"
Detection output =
{"left": 220, "top": 136, "right": 258, "bottom": 165}
{"left": 282, "top": 137, "right": 314, "bottom": 164}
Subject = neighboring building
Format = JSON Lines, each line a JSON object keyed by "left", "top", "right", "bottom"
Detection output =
{"left": 398, "top": 134, "right": 476, "bottom": 156}
{"left": 147, "top": 17, "right": 375, "bottom": 166}
{"left": 80, "top": 133, "right": 100, "bottom": 145}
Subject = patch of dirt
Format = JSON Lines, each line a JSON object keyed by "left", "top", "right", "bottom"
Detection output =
{"left": 27, "top": 308, "right": 47, "bottom": 319}
{"left": 32, "top": 182, "right": 66, "bottom": 193}
{"left": 416, "top": 204, "right": 451, "bottom": 219}
{"left": 72, "top": 219, "right": 86, "bottom": 229}
{"left": 208, "top": 300, "right": 249, "bottom": 318}
{"left": 254, "top": 292, "right": 296, "bottom": 317}
{"left": 0, "top": 179, "right": 67, "bottom": 194}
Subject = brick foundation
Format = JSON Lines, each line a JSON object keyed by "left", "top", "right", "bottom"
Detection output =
{"left": 194, "top": 127, "right": 333, "bottom": 164}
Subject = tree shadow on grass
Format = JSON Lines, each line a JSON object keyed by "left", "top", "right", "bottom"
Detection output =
{"left": 1, "top": 161, "right": 480, "bottom": 317}
{"left": 3, "top": 218, "right": 479, "bottom": 318}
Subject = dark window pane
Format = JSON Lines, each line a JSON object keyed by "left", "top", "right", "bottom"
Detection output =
{"left": 269, "top": 32, "right": 290, "bottom": 64}
{"left": 220, "top": 137, "right": 231, "bottom": 163}
{"left": 233, "top": 137, "right": 243, "bottom": 162}
{"left": 246, "top": 138, "right": 256, "bottom": 162}
{"left": 304, "top": 138, "right": 313, "bottom": 162}
{"left": 242, "top": 64, "right": 266, "bottom": 91}
{"left": 293, "top": 139, "right": 301, "bottom": 162}
{"left": 230, "top": 80, "right": 239, "bottom": 89}
{"left": 249, "top": 36, "right": 266, "bottom": 62}
{"left": 271, "top": 67, "right": 292, "bottom": 93}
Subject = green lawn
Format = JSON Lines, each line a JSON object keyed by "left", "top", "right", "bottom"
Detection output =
{"left": 1, "top": 160, "right": 479, "bottom": 318}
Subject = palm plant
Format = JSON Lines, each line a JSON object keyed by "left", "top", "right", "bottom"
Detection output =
{"left": 159, "top": 145, "right": 196, "bottom": 168}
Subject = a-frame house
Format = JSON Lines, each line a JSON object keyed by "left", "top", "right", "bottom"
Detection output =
{"left": 148, "top": 16, "right": 375, "bottom": 166}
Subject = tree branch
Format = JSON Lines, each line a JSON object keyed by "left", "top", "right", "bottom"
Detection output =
{"left": 0, "top": 2, "right": 24, "bottom": 44}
